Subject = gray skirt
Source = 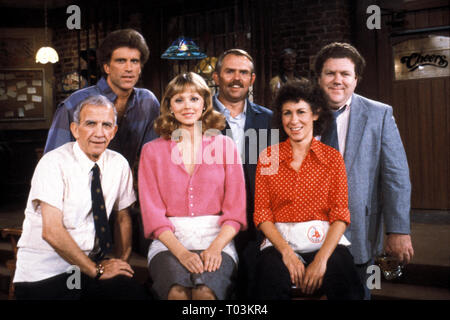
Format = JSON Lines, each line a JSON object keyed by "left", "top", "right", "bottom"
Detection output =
{"left": 149, "top": 250, "right": 237, "bottom": 300}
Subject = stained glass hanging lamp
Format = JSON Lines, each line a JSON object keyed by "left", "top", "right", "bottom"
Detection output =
{"left": 161, "top": 37, "right": 207, "bottom": 60}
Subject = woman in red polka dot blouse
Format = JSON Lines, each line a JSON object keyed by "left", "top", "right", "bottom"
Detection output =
{"left": 253, "top": 80, "right": 364, "bottom": 300}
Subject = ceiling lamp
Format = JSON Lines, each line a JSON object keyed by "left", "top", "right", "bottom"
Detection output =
{"left": 36, "top": 47, "right": 59, "bottom": 64}
{"left": 36, "top": 0, "right": 59, "bottom": 64}
{"left": 161, "top": 36, "right": 207, "bottom": 60}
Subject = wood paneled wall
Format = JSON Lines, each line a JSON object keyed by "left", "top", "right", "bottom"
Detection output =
{"left": 393, "top": 78, "right": 449, "bottom": 209}
{"left": 355, "top": 0, "right": 450, "bottom": 210}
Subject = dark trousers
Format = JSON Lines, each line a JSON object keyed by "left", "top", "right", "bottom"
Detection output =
{"left": 15, "top": 272, "right": 150, "bottom": 300}
{"left": 355, "top": 259, "right": 374, "bottom": 300}
{"left": 255, "top": 245, "right": 365, "bottom": 300}
{"left": 234, "top": 228, "right": 264, "bottom": 300}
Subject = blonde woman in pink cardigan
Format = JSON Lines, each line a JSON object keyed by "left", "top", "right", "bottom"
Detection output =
{"left": 138, "top": 72, "right": 247, "bottom": 300}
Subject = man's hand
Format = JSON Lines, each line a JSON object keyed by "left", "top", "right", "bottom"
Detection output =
{"left": 384, "top": 234, "right": 414, "bottom": 264}
{"left": 99, "top": 258, "right": 135, "bottom": 280}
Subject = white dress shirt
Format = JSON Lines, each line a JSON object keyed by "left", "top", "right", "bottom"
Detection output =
{"left": 336, "top": 96, "right": 352, "bottom": 157}
{"left": 14, "top": 142, "right": 136, "bottom": 282}
{"left": 213, "top": 95, "right": 247, "bottom": 160}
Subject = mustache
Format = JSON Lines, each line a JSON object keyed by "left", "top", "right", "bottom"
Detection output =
{"left": 228, "top": 80, "right": 244, "bottom": 87}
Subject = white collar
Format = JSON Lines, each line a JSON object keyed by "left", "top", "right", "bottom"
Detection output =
{"left": 73, "top": 141, "right": 106, "bottom": 175}
{"left": 339, "top": 96, "right": 352, "bottom": 111}
{"left": 214, "top": 94, "right": 247, "bottom": 117}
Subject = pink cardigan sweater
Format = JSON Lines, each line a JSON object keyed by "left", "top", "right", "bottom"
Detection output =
{"left": 138, "top": 134, "right": 247, "bottom": 240}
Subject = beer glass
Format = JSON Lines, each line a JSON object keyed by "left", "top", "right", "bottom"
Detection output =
{"left": 376, "top": 253, "right": 403, "bottom": 280}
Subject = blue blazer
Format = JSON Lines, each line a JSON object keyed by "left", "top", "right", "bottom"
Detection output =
{"left": 213, "top": 98, "right": 273, "bottom": 235}
{"left": 343, "top": 94, "right": 411, "bottom": 264}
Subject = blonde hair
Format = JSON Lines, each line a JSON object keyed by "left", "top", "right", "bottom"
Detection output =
{"left": 155, "top": 72, "right": 226, "bottom": 139}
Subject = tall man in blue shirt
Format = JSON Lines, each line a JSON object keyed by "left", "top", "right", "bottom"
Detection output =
{"left": 44, "top": 29, "right": 160, "bottom": 257}
{"left": 44, "top": 28, "right": 160, "bottom": 168}
{"left": 212, "top": 49, "right": 273, "bottom": 299}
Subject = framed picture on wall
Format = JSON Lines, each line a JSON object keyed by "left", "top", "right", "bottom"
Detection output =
{"left": 0, "top": 28, "right": 54, "bottom": 130}
{"left": 0, "top": 68, "right": 46, "bottom": 122}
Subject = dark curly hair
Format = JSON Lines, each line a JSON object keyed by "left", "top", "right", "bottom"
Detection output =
{"left": 155, "top": 72, "right": 226, "bottom": 139}
{"left": 273, "top": 79, "right": 332, "bottom": 140}
{"left": 97, "top": 29, "right": 150, "bottom": 76}
{"left": 314, "top": 42, "right": 366, "bottom": 81}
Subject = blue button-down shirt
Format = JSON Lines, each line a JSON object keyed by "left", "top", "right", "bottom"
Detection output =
{"left": 44, "top": 77, "right": 160, "bottom": 167}
{"left": 213, "top": 95, "right": 247, "bottom": 159}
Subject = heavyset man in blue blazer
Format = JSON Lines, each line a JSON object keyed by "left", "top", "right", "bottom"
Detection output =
{"left": 315, "top": 42, "right": 414, "bottom": 299}
{"left": 212, "top": 49, "right": 273, "bottom": 299}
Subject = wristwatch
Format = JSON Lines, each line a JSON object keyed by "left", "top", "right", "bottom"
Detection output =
{"left": 95, "top": 263, "right": 105, "bottom": 280}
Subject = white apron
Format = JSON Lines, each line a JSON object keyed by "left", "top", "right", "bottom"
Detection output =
{"left": 260, "top": 220, "right": 351, "bottom": 253}
{"left": 147, "top": 215, "right": 238, "bottom": 265}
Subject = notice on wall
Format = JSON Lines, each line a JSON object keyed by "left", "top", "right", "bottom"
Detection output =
{"left": 24, "top": 102, "right": 35, "bottom": 110}
{"left": 27, "top": 87, "right": 36, "bottom": 94}
{"left": 17, "top": 107, "right": 25, "bottom": 117}
{"left": 32, "top": 80, "right": 42, "bottom": 87}
{"left": 31, "top": 95, "right": 42, "bottom": 102}
{"left": 16, "top": 80, "right": 27, "bottom": 89}
{"left": 393, "top": 36, "right": 450, "bottom": 80}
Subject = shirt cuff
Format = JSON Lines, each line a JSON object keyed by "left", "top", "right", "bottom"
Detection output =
{"left": 152, "top": 226, "right": 174, "bottom": 240}
{"left": 254, "top": 210, "right": 275, "bottom": 228}
{"left": 31, "top": 196, "right": 63, "bottom": 213}
{"left": 222, "top": 220, "right": 243, "bottom": 233}
{"left": 329, "top": 208, "right": 351, "bottom": 225}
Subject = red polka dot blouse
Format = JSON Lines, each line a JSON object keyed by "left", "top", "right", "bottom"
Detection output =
{"left": 254, "top": 138, "right": 350, "bottom": 228}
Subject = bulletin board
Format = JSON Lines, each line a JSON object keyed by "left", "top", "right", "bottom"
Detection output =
{"left": 0, "top": 68, "right": 46, "bottom": 121}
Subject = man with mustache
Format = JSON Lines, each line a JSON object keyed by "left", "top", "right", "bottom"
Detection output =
{"left": 14, "top": 96, "right": 148, "bottom": 299}
{"left": 316, "top": 42, "right": 413, "bottom": 299}
{"left": 212, "top": 49, "right": 273, "bottom": 299}
{"left": 44, "top": 29, "right": 160, "bottom": 168}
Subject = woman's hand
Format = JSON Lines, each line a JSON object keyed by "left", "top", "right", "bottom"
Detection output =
{"left": 200, "top": 248, "right": 222, "bottom": 272}
{"left": 299, "top": 220, "right": 347, "bottom": 294}
{"left": 178, "top": 250, "right": 204, "bottom": 274}
{"left": 259, "top": 221, "right": 305, "bottom": 288}
{"left": 157, "top": 230, "right": 204, "bottom": 274}
{"left": 200, "top": 224, "right": 237, "bottom": 273}
{"left": 301, "top": 257, "right": 327, "bottom": 294}
{"left": 280, "top": 247, "right": 305, "bottom": 288}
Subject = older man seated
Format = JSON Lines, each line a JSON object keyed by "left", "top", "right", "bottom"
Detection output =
{"left": 13, "top": 95, "right": 148, "bottom": 300}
